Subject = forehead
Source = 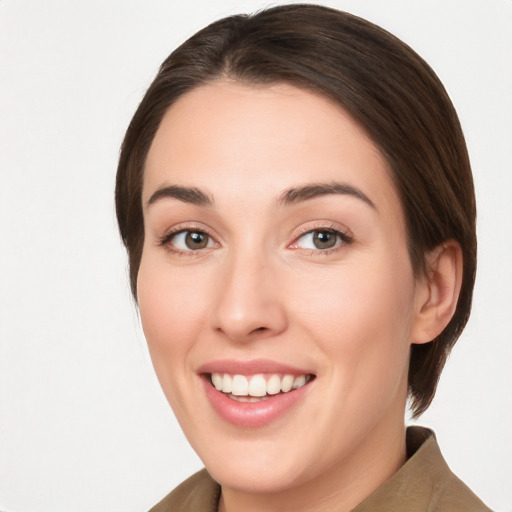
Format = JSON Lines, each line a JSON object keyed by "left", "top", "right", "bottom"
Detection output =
{"left": 143, "top": 80, "right": 402, "bottom": 221}
{"left": 147, "top": 80, "right": 379, "bottom": 168}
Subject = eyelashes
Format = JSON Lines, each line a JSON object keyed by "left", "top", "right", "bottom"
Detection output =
{"left": 158, "top": 223, "right": 353, "bottom": 257}
{"left": 289, "top": 225, "right": 352, "bottom": 254}
{"left": 158, "top": 225, "right": 218, "bottom": 255}
{"left": 160, "top": 229, "right": 217, "bottom": 251}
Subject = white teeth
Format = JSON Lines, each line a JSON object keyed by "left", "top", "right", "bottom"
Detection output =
{"left": 281, "top": 374, "right": 294, "bottom": 392}
{"left": 292, "top": 375, "right": 306, "bottom": 389}
{"left": 266, "top": 374, "right": 282, "bottom": 395}
{"left": 211, "top": 373, "right": 223, "bottom": 391}
{"left": 221, "top": 374, "right": 232, "bottom": 393}
{"left": 232, "top": 375, "right": 249, "bottom": 396}
{"left": 230, "top": 395, "right": 270, "bottom": 403}
{"left": 210, "top": 372, "right": 311, "bottom": 397}
{"left": 248, "top": 374, "right": 267, "bottom": 397}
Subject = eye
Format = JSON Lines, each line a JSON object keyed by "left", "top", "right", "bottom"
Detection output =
{"left": 161, "top": 229, "right": 217, "bottom": 252}
{"left": 290, "top": 228, "right": 351, "bottom": 251}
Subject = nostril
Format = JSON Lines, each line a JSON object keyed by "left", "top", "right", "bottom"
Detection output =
{"left": 251, "top": 327, "right": 268, "bottom": 334}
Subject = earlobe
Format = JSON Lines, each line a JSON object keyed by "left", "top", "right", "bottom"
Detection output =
{"left": 411, "top": 240, "right": 463, "bottom": 345}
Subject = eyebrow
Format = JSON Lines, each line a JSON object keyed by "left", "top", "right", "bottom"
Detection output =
{"left": 146, "top": 185, "right": 214, "bottom": 208}
{"left": 278, "top": 182, "right": 376, "bottom": 209}
{"left": 146, "top": 181, "right": 375, "bottom": 210}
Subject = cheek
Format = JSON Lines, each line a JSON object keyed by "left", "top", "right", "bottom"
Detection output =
{"left": 137, "top": 251, "right": 212, "bottom": 335}
{"left": 289, "top": 252, "right": 416, "bottom": 385}
{"left": 312, "top": 270, "right": 414, "bottom": 435}
{"left": 136, "top": 256, "right": 210, "bottom": 396}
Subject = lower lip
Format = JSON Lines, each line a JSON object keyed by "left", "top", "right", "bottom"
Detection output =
{"left": 201, "top": 376, "right": 312, "bottom": 428}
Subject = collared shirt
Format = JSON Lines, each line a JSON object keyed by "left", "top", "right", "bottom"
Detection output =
{"left": 149, "top": 427, "right": 491, "bottom": 511}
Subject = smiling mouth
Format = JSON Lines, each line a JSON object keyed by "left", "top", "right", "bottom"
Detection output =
{"left": 209, "top": 373, "right": 315, "bottom": 402}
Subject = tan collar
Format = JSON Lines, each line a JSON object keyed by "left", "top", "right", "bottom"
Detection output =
{"left": 149, "top": 426, "right": 490, "bottom": 511}
{"left": 353, "top": 426, "right": 489, "bottom": 511}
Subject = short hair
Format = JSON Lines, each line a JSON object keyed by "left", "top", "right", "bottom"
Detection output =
{"left": 115, "top": 4, "right": 476, "bottom": 417}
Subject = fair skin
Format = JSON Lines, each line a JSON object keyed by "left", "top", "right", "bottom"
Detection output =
{"left": 137, "top": 81, "right": 462, "bottom": 512}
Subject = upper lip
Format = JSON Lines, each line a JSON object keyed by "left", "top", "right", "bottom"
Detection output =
{"left": 197, "top": 358, "right": 313, "bottom": 376}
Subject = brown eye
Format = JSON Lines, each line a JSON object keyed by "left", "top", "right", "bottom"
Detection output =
{"left": 165, "top": 230, "right": 217, "bottom": 251}
{"left": 185, "top": 231, "right": 209, "bottom": 249}
{"left": 291, "top": 228, "right": 351, "bottom": 252}
{"left": 312, "top": 231, "right": 337, "bottom": 249}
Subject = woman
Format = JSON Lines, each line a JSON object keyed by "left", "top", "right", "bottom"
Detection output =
{"left": 115, "top": 4, "right": 490, "bottom": 511}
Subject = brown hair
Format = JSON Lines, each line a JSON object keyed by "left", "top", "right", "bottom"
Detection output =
{"left": 115, "top": 4, "right": 476, "bottom": 416}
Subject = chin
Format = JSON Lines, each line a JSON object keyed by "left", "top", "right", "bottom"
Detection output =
{"left": 189, "top": 426, "right": 321, "bottom": 494}
{"left": 207, "top": 459, "right": 305, "bottom": 494}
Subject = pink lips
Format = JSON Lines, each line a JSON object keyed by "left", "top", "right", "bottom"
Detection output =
{"left": 198, "top": 359, "right": 314, "bottom": 428}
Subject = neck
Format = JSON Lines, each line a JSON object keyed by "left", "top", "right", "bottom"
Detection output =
{"left": 218, "top": 421, "right": 407, "bottom": 512}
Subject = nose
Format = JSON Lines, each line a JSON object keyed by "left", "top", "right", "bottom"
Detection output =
{"left": 209, "top": 250, "right": 288, "bottom": 343}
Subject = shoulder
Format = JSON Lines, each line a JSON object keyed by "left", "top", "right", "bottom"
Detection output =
{"left": 355, "top": 426, "right": 492, "bottom": 512}
{"left": 433, "top": 471, "right": 492, "bottom": 512}
{"left": 408, "top": 427, "right": 491, "bottom": 512}
{"left": 148, "top": 469, "right": 220, "bottom": 512}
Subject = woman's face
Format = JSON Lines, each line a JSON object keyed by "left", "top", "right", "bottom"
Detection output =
{"left": 138, "top": 81, "right": 427, "bottom": 495}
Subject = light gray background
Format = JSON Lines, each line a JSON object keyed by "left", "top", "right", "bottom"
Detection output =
{"left": 1, "top": 1, "right": 511, "bottom": 511}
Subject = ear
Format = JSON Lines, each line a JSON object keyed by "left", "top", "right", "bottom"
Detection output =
{"left": 411, "top": 240, "right": 463, "bottom": 344}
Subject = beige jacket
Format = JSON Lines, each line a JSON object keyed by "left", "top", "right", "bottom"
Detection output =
{"left": 149, "top": 427, "right": 491, "bottom": 511}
